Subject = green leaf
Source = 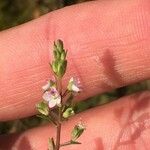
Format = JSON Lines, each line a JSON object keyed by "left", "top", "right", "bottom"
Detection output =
{"left": 70, "top": 140, "right": 81, "bottom": 145}
{"left": 36, "top": 101, "right": 49, "bottom": 116}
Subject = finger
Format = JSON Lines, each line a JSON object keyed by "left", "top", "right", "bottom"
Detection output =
{"left": 0, "top": 0, "right": 150, "bottom": 121}
{"left": 0, "top": 91, "right": 150, "bottom": 150}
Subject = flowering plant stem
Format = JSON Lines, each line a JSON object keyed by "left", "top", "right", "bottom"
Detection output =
{"left": 55, "top": 77, "right": 62, "bottom": 150}
{"left": 55, "top": 111, "right": 61, "bottom": 150}
{"left": 36, "top": 39, "right": 85, "bottom": 150}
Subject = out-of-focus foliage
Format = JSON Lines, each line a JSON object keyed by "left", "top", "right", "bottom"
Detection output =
{"left": 0, "top": 0, "right": 92, "bottom": 31}
{"left": 0, "top": 0, "right": 149, "bottom": 135}
{"left": 0, "top": 0, "right": 33, "bottom": 30}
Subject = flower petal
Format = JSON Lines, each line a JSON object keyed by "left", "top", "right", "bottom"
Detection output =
{"left": 72, "top": 84, "right": 80, "bottom": 92}
{"left": 67, "top": 77, "right": 81, "bottom": 92}
{"left": 70, "top": 77, "right": 74, "bottom": 82}
{"left": 42, "top": 80, "right": 56, "bottom": 91}
{"left": 48, "top": 99, "right": 57, "bottom": 108}
{"left": 56, "top": 96, "right": 61, "bottom": 105}
{"left": 42, "top": 81, "right": 51, "bottom": 91}
{"left": 42, "top": 91, "right": 51, "bottom": 101}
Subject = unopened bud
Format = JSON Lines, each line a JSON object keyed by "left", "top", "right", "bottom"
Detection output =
{"left": 60, "top": 51, "right": 67, "bottom": 60}
{"left": 71, "top": 122, "right": 86, "bottom": 141}
{"left": 63, "top": 107, "right": 75, "bottom": 118}
{"left": 52, "top": 61, "right": 58, "bottom": 73}
{"left": 56, "top": 39, "right": 64, "bottom": 53}
{"left": 57, "top": 60, "right": 67, "bottom": 77}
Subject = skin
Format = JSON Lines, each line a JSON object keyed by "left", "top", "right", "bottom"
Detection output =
{"left": 0, "top": 0, "right": 150, "bottom": 149}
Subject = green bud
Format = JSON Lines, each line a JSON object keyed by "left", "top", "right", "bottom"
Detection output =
{"left": 63, "top": 107, "right": 75, "bottom": 118}
{"left": 57, "top": 60, "right": 67, "bottom": 77}
{"left": 36, "top": 101, "right": 49, "bottom": 116}
{"left": 53, "top": 50, "right": 57, "bottom": 59}
{"left": 53, "top": 42, "right": 57, "bottom": 51}
{"left": 53, "top": 50, "right": 61, "bottom": 60}
{"left": 51, "top": 40, "right": 68, "bottom": 77}
{"left": 60, "top": 51, "right": 67, "bottom": 60}
{"left": 52, "top": 60, "right": 58, "bottom": 73}
{"left": 71, "top": 123, "right": 86, "bottom": 141}
{"left": 56, "top": 39, "right": 64, "bottom": 53}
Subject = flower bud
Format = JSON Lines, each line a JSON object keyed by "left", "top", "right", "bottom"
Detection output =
{"left": 51, "top": 40, "right": 68, "bottom": 78}
{"left": 60, "top": 51, "right": 67, "bottom": 60}
{"left": 67, "top": 77, "right": 81, "bottom": 92}
{"left": 36, "top": 101, "right": 49, "bottom": 116}
{"left": 56, "top": 39, "right": 64, "bottom": 53}
{"left": 57, "top": 60, "right": 67, "bottom": 77}
{"left": 63, "top": 107, "right": 75, "bottom": 118}
{"left": 53, "top": 50, "right": 61, "bottom": 60}
{"left": 52, "top": 60, "right": 58, "bottom": 73}
{"left": 71, "top": 122, "right": 86, "bottom": 141}
{"left": 42, "top": 80, "right": 56, "bottom": 91}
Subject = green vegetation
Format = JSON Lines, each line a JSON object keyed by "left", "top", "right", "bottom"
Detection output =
{"left": 0, "top": 0, "right": 91, "bottom": 31}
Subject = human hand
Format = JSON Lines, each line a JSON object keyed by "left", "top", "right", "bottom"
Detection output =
{"left": 0, "top": 0, "right": 150, "bottom": 149}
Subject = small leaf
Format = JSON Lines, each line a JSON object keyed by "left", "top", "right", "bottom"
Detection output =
{"left": 36, "top": 101, "right": 49, "bottom": 116}
{"left": 70, "top": 140, "right": 81, "bottom": 145}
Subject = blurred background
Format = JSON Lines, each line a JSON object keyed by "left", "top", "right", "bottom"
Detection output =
{"left": 0, "top": 0, "right": 149, "bottom": 135}
{"left": 0, "top": 0, "right": 92, "bottom": 30}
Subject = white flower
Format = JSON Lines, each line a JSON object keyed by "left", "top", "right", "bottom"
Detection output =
{"left": 42, "top": 80, "right": 55, "bottom": 91}
{"left": 67, "top": 77, "right": 81, "bottom": 92}
{"left": 42, "top": 88, "right": 61, "bottom": 108}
